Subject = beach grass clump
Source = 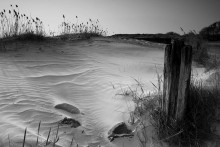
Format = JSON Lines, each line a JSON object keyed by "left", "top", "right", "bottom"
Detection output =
{"left": 115, "top": 77, "right": 162, "bottom": 146}
{"left": 130, "top": 75, "right": 220, "bottom": 147}
{"left": 121, "top": 70, "right": 220, "bottom": 147}
{"left": 0, "top": 5, "right": 45, "bottom": 40}
{"left": 0, "top": 5, "right": 107, "bottom": 41}
{"left": 151, "top": 81, "right": 219, "bottom": 146}
{"left": 59, "top": 15, "right": 107, "bottom": 38}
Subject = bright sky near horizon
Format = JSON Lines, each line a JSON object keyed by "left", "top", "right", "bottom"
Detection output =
{"left": 0, "top": 0, "right": 219, "bottom": 35}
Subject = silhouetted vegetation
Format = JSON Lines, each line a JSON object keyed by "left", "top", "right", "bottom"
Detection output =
{"left": 199, "top": 21, "right": 220, "bottom": 41}
{"left": 0, "top": 5, "right": 45, "bottom": 39}
{"left": 60, "top": 15, "right": 107, "bottom": 37}
{"left": 0, "top": 5, "right": 107, "bottom": 42}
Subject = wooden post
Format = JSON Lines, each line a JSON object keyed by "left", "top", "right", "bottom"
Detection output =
{"left": 162, "top": 40, "right": 192, "bottom": 124}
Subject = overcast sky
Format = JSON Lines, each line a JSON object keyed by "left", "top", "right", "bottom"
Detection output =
{"left": 0, "top": 0, "right": 219, "bottom": 35}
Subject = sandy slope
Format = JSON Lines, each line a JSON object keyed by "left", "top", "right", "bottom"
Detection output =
{"left": 0, "top": 37, "right": 208, "bottom": 147}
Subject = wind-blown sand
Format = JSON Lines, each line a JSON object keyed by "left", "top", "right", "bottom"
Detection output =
{"left": 0, "top": 37, "right": 208, "bottom": 147}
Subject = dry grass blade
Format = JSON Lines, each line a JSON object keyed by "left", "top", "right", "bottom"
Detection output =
{"left": 70, "top": 136, "right": 74, "bottom": 147}
{"left": 53, "top": 124, "right": 60, "bottom": 147}
{"left": 55, "top": 124, "right": 59, "bottom": 141}
{"left": 150, "top": 81, "right": 158, "bottom": 90}
{"left": 22, "top": 127, "right": 27, "bottom": 147}
{"left": 46, "top": 127, "right": 51, "bottom": 145}
{"left": 159, "top": 129, "right": 184, "bottom": 142}
{"left": 36, "top": 120, "right": 41, "bottom": 145}
{"left": 8, "top": 134, "right": 10, "bottom": 147}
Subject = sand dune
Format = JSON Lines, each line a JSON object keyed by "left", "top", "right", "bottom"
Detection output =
{"left": 0, "top": 37, "right": 206, "bottom": 146}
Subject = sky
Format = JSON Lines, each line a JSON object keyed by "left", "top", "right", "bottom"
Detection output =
{"left": 0, "top": 0, "right": 220, "bottom": 35}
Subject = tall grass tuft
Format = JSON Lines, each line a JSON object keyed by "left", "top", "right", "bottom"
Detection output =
{"left": 121, "top": 69, "right": 220, "bottom": 146}
{"left": 59, "top": 15, "right": 107, "bottom": 37}
{"left": 0, "top": 5, "right": 107, "bottom": 41}
{"left": 0, "top": 5, "right": 45, "bottom": 39}
{"left": 149, "top": 78, "right": 220, "bottom": 146}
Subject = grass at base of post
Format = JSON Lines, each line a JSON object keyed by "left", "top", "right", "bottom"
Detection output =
{"left": 151, "top": 79, "right": 219, "bottom": 146}
{"left": 124, "top": 74, "right": 220, "bottom": 147}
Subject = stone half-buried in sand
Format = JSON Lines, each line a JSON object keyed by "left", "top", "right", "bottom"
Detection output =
{"left": 108, "top": 122, "right": 134, "bottom": 142}
{"left": 59, "top": 117, "right": 81, "bottom": 128}
{"left": 55, "top": 103, "right": 81, "bottom": 114}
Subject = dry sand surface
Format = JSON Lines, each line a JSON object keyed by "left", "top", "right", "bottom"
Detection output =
{"left": 0, "top": 37, "right": 208, "bottom": 147}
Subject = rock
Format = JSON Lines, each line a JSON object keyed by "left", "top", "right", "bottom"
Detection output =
{"left": 108, "top": 122, "right": 134, "bottom": 142}
{"left": 59, "top": 117, "right": 81, "bottom": 128}
{"left": 55, "top": 103, "right": 80, "bottom": 114}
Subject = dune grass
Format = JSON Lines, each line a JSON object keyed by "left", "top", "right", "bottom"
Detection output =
{"left": 150, "top": 80, "right": 220, "bottom": 146}
{"left": 0, "top": 5, "right": 45, "bottom": 39}
{"left": 59, "top": 15, "right": 107, "bottom": 37}
{"left": 4, "top": 121, "right": 57, "bottom": 147}
{"left": 15, "top": 120, "right": 98, "bottom": 147}
{"left": 0, "top": 4, "right": 108, "bottom": 53}
{"left": 0, "top": 5, "right": 107, "bottom": 42}
{"left": 120, "top": 70, "right": 220, "bottom": 146}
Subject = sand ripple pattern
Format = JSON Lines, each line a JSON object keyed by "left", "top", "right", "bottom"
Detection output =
{"left": 0, "top": 38, "right": 164, "bottom": 147}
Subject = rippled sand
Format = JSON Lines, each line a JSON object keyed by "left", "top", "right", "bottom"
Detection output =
{"left": 0, "top": 37, "right": 167, "bottom": 147}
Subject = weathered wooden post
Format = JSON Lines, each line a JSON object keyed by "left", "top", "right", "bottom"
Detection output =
{"left": 162, "top": 39, "right": 192, "bottom": 124}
